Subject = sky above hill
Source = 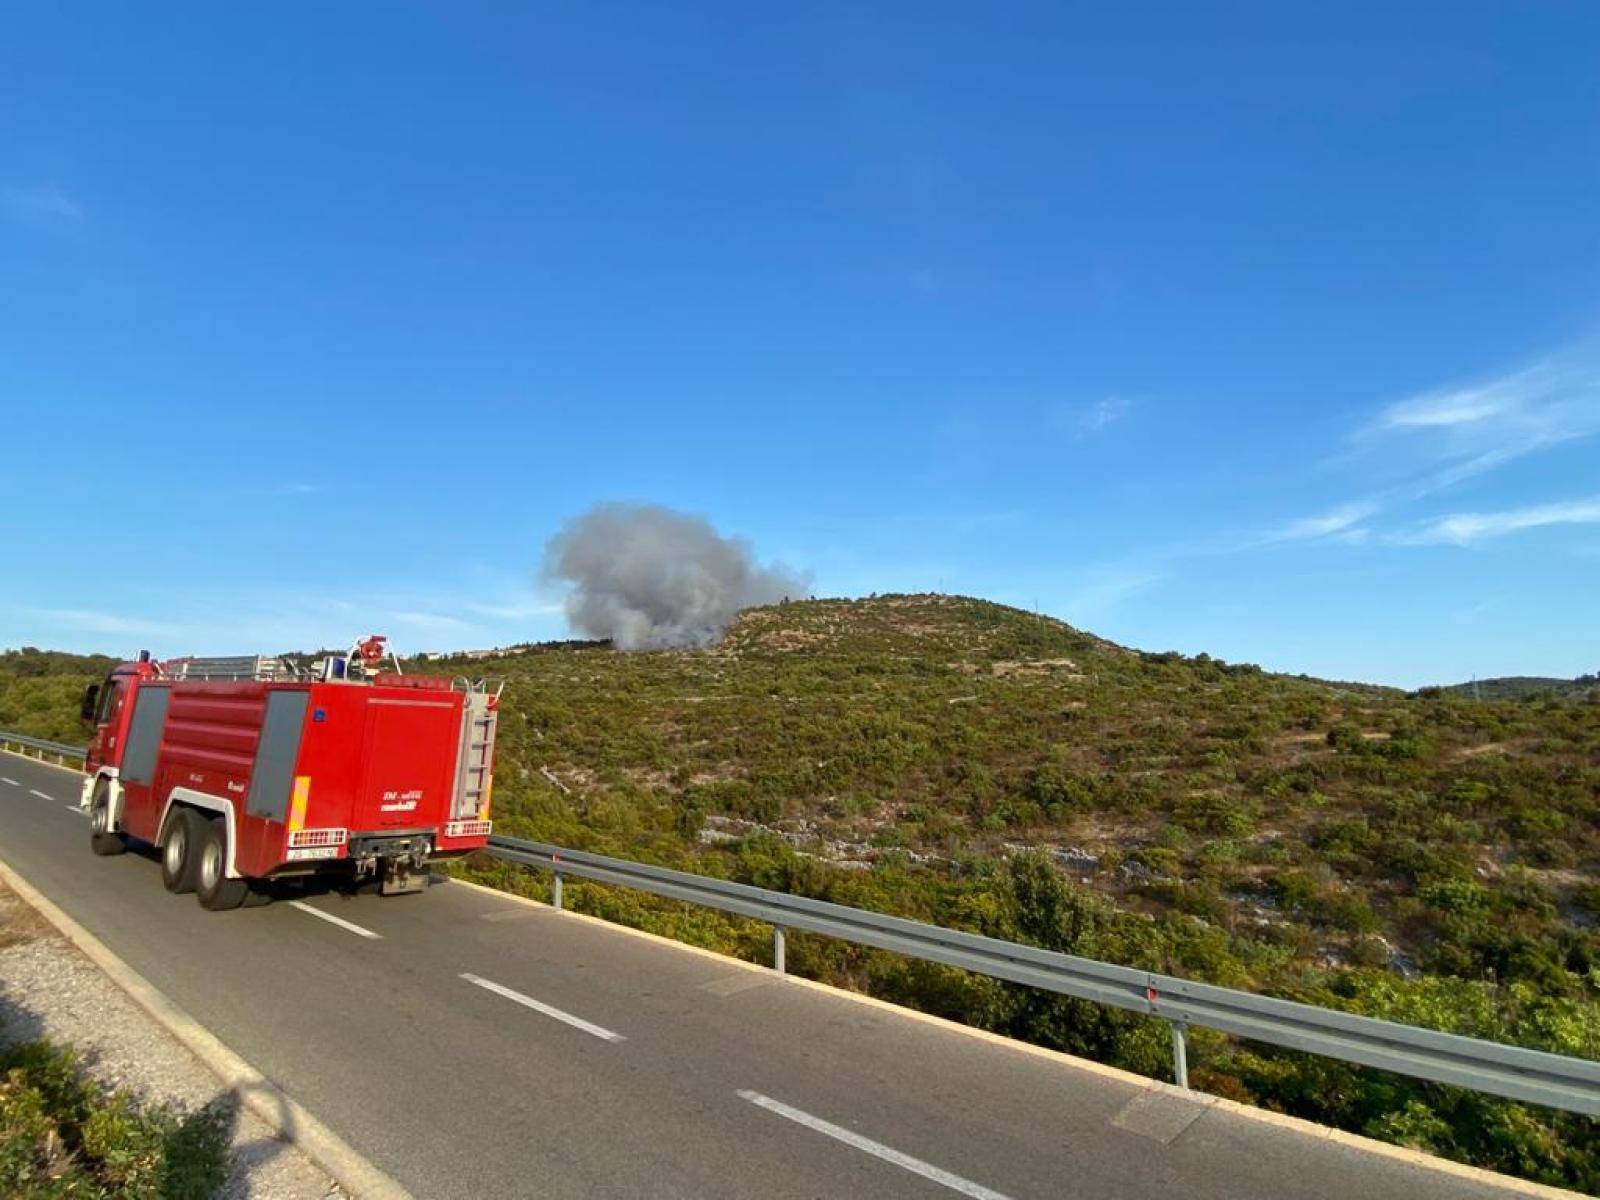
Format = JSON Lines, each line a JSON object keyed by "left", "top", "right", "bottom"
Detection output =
{"left": 2, "top": 3, "right": 1598, "bottom": 687}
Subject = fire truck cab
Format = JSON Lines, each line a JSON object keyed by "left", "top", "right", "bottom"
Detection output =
{"left": 79, "top": 637, "right": 497, "bottom": 910}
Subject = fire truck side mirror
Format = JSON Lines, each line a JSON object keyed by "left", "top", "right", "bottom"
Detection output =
{"left": 79, "top": 683, "right": 100, "bottom": 723}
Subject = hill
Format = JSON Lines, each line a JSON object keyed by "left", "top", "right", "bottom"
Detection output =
{"left": 431, "top": 594, "right": 1600, "bottom": 1188}
{"left": 1431, "top": 674, "right": 1600, "bottom": 702}
{"left": 0, "top": 648, "right": 117, "bottom": 742}
{"left": 8, "top": 598, "right": 1598, "bottom": 1187}
{"left": 460, "top": 595, "right": 1599, "bottom": 987}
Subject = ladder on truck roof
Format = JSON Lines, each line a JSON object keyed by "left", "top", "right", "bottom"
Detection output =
{"left": 163, "top": 655, "right": 300, "bottom": 682}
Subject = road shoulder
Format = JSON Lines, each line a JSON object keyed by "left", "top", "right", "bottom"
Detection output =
{"left": 0, "top": 851, "right": 409, "bottom": 1200}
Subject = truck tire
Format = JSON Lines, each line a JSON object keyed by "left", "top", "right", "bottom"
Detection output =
{"left": 88, "top": 781, "right": 126, "bottom": 857}
{"left": 160, "top": 808, "right": 207, "bottom": 893}
{"left": 196, "top": 819, "right": 249, "bottom": 911}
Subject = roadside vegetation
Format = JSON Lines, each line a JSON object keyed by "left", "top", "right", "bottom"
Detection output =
{"left": 0, "top": 1039, "right": 231, "bottom": 1199}
{"left": 0, "top": 649, "right": 115, "bottom": 744}
{"left": 0, "top": 876, "right": 232, "bottom": 1198}
{"left": 10, "top": 597, "right": 1597, "bottom": 1187}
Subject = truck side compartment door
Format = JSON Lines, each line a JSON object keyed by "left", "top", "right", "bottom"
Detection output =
{"left": 240, "top": 691, "right": 312, "bottom": 874}
{"left": 117, "top": 686, "right": 172, "bottom": 842}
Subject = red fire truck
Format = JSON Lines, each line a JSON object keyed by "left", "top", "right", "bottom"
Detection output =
{"left": 77, "top": 637, "right": 498, "bottom": 910}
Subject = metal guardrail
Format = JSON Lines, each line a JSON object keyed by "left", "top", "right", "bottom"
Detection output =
{"left": 487, "top": 835, "right": 1600, "bottom": 1117}
{"left": 0, "top": 731, "right": 87, "bottom": 764}
{"left": 3, "top": 731, "right": 1594, "bottom": 1116}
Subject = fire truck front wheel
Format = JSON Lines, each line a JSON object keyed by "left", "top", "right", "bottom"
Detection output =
{"left": 88, "top": 782, "right": 126, "bottom": 857}
{"left": 196, "top": 820, "right": 249, "bottom": 911}
{"left": 160, "top": 808, "right": 208, "bottom": 893}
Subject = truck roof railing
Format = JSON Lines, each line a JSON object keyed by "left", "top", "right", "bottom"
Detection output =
{"left": 161, "top": 655, "right": 303, "bottom": 682}
{"left": 151, "top": 638, "right": 501, "bottom": 692}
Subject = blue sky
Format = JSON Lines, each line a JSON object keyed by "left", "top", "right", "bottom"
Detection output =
{"left": 2, "top": 3, "right": 1598, "bottom": 687}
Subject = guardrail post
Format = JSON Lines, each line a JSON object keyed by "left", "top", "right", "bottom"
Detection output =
{"left": 552, "top": 870, "right": 564, "bottom": 911}
{"left": 1170, "top": 1021, "right": 1189, "bottom": 1089}
{"left": 773, "top": 925, "right": 786, "bottom": 974}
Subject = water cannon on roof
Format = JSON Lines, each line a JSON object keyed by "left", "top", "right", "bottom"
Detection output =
{"left": 355, "top": 635, "right": 388, "bottom": 668}
{"left": 317, "top": 634, "right": 403, "bottom": 682}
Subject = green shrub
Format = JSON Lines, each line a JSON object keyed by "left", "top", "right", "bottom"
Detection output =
{"left": 0, "top": 1038, "right": 231, "bottom": 1199}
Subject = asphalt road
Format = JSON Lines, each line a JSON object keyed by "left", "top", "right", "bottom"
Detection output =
{"left": 0, "top": 752, "right": 1546, "bottom": 1200}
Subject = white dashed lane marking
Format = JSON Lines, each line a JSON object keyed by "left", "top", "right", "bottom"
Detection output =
{"left": 288, "top": 901, "right": 382, "bottom": 940}
{"left": 1, "top": 777, "right": 19, "bottom": 786}
{"left": 737, "top": 1090, "right": 1016, "bottom": 1200}
{"left": 28, "top": 789, "right": 53, "bottom": 801}
{"left": 460, "top": 973, "right": 625, "bottom": 1042}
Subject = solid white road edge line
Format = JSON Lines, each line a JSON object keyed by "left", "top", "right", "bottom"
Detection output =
{"left": 288, "top": 900, "right": 382, "bottom": 940}
{"left": 459, "top": 973, "right": 626, "bottom": 1042}
{"left": 737, "top": 1090, "right": 1016, "bottom": 1200}
{"left": 28, "top": 788, "right": 52, "bottom": 801}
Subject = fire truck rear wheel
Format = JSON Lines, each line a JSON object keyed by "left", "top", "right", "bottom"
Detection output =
{"left": 88, "top": 782, "right": 126, "bottom": 857}
{"left": 196, "top": 820, "right": 248, "bottom": 911}
{"left": 160, "top": 808, "right": 207, "bottom": 893}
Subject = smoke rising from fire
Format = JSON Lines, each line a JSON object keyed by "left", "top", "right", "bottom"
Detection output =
{"left": 542, "top": 503, "right": 809, "bottom": 650}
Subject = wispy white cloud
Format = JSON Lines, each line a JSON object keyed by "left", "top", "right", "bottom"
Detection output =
{"left": 466, "top": 600, "right": 564, "bottom": 620}
{"left": 1380, "top": 383, "right": 1521, "bottom": 429}
{"left": 6, "top": 578, "right": 572, "bottom": 657}
{"left": 3, "top": 185, "right": 84, "bottom": 225}
{"left": 1264, "top": 502, "right": 1378, "bottom": 544}
{"left": 1392, "top": 496, "right": 1600, "bottom": 546}
{"left": 1370, "top": 355, "right": 1600, "bottom": 461}
{"left": 26, "top": 608, "right": 175, "bottom": 636}
{"left": 947, "top": 510, "right": 1026, "bottom": 536}
{"left": 278, "top": 482, "right": 322, "bottom": 495}
{"left": 1077, "top": 397, "right": 1132, "bottom": 434}
{"left": 388, "top": 610, "right": 477, "bottom": 632}
{"left": 1262, "top": 349, "right": 1600, "bottom": 552}
{"left": 1057, "top": 566, "right": 1162, "bottom": 619}
{"left": 1453, "top": 597, "right": 1501, "bottom": 622}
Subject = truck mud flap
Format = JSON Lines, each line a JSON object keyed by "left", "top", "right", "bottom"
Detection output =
{"left": 380, "top": 858, "right": 428, "bottom": 895}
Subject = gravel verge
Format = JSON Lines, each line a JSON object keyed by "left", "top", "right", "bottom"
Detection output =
{"left": 0, "top": 876, "right": 344, "bottom": 1199}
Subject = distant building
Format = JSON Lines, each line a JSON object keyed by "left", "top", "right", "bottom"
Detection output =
{"left": 414, "top": 645, "right": 532, "bottom": 662}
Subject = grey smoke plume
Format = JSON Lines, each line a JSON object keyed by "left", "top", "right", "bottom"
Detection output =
{"left": 542, "top": 503, "right": 808, "bottom": 650}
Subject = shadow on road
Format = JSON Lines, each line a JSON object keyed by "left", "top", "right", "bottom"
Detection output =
{"left": 120, "top": 834, "right": 445, "bottom": 909}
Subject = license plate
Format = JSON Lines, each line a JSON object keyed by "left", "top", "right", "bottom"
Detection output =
{"left": 286, "top": 846, "right": 340, "bottom": 862}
